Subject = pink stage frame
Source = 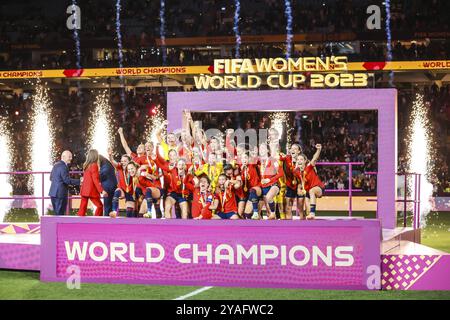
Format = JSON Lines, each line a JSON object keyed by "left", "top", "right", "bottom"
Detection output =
{"left": 167, "top": 89, "right": 397, "bottom": 229}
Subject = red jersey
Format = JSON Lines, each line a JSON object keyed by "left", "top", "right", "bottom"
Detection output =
{"left": 187, "top": 186, "right": 213, "bottom": 219}
{"left": 136, "top": 154, "right": 162, "bottom": 188}
{"left": 234, "top": 179, "right": 245, "bottom": 200}
{"left": 226, "top": 171, "right": 245, "bottom": 199}
{"left": 280, "top": 154, "right": 299, "bottom": 190}
{"left": 122, "top": 178, "right": 144, "bottom": 199}
{"left": 154, "top": 152, "right": 194, "bottom": 196}
{"left": 115, "top": 163, "right": 128, "bottom": 191}
{"left": 138, "top": 175, "right": 160, "bottom": 189}
{"left": 115, "top": 163, "right": 143, "bottom": 194}
{"left": 225, "top": 134, "right": 236, "bottom": 158}
{"left": 215, "top": 185, "right": 238, "bottom": 213}
{"left": 130, "top": 152, "right": 143, "bottom": 162}
{"left": 258, "top": 157, "right": 283, "bottom": 188}
{"left": 152, "top": 153, "right": 175, "bottom": 192}
{"left": 178, "top": 143, "right": 193, "bottom": 160}
{"left": 294, "top": 163, "right": 325, "bottom": 192}
{"left": 240, "top": 164, "right": 260, "bottom": 190}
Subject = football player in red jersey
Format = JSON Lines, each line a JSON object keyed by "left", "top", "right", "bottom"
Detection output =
{"left": 107, "top": 148, "right": 131, "bottom": 216}
{"left": 257, "top": 143, "right": 283, "bottom": 220}
{"left": 213, "top": 173, "right": 240, "bottom": 220}
{"left": 281, "top": 143, "right": 304, "bottom": 219}
{"left": 238, "top": 152, "right": 261, "bottom": 219}
{"left": 186, "top": 174, "right": 214, "bottom": 219}
{"left": 294, "top": 144, "right": 325, "bottom": 220}
{"left": 154, "top": 151, "right": 194, "bottom": 219}
{"left": 136, "top": 141, "right": 164, "bottom": 218}
{"left": 223, "top": 164, "right": 243, "bottom": 218}
{"left": 109, "top": 161, "right": 144, "bottom": 218}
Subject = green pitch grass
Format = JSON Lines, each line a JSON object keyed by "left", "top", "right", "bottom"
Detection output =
{"left": 1, "top": 209, "right": 449, "bottom": 300}
{"left": 420, "top": 211, "right": 450, "bottom": 253}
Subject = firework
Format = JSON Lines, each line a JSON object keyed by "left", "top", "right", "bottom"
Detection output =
{"left": 160, "top": 0, "right": 167, "bottom": 65}
{"left": 115, "top": 0, "right": 126, "bottom": 106}
{"left": 269, "top": 112, "right": 291, "bottom": 147}
{"left": 0, "top": 117, "right": 13, "bottom": 222}
{"left": 233, "top": 1, "right": 241, "bottom": 58}
{"left": 115, "top": 0, "right": 124, "bottom": 68}
{"left": 406, "top": 93, "right": 435, "bottom": 227}
{"left": 88, "top": 90, "right": 115, "bottom": 157}
{"left": 71, "top": 0, "right": 81, "bottom": 69}
{"left": 284, "top": 0, "right": 293, "bottom": 59}
{"left": 384, "top": 0, "right": 394, "bottom": 86}
{"left": 30, "top": 82, "right": 55, "bottom": 216}
{"left": 144, "top": 104, "right": 165, "bottom": 145}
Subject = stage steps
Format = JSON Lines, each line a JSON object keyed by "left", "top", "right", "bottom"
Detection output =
{"left": 0, "top": 233, "right": 40, "bottom": 271}
{"left": 381, "top": 227, "right": 420, "bottom": 254}
{"left": 383, "top": 240, "right": 447, "bottom": 255}
{"left": 381, "top": 240, "right": 449, "bottom": 290}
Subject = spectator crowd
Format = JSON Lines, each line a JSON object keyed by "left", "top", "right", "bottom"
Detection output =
{"left": 0, "top": 0, "right": 449, "bottom": 69}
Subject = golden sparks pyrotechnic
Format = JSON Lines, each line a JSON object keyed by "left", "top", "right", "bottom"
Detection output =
{"left": 88, "top": 90, "right": 115, "bottom": 157}
{"left": 270, "top": 112, "right": 291, "bottom": 146}
{"left": 144, "top": 104, "right": 165, "bottom": 145}
{"left": 0, "top": 117, "right": 13, "bottom": 221}
{"left": 30, "top": 81, "right": 55, "bottom": 215}
{"left": 406, "top": 93, "right": 435, "bottom": 227}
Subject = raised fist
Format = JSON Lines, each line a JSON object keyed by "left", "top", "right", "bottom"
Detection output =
{"left": 118, "top": 127, "right": 123, "bottom": 135}
{"left": 316, "top": 144, "right": 322, "bottom": 149}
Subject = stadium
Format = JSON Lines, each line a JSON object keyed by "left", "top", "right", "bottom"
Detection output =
{"left": 0, "top": 0, "right": 449, "bottom": 302}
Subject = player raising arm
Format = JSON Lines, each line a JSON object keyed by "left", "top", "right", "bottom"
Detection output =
{"left": 118, "top": 127, "right": 145, "bottom": 162}
{"left": 294, "top": 144, "right": 325, "bottom": 220}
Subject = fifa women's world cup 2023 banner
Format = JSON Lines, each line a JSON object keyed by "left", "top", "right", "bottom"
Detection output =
{"left": 40, "top": 217, "right": 381, "bottom": 290}
{"left": 194, "top": 56, "right": 370, "bottom": 90}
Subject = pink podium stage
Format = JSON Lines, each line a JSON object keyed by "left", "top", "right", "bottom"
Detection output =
{"left": 0, "top": 217, "right": 449, "bottom": 290}
{"left": 40, "top": 217, "right": 380, "bottom": 290}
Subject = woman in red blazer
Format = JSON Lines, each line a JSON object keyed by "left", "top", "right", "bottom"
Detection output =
{"left": 78, "top": 149, "right": 108, "bottom": 216}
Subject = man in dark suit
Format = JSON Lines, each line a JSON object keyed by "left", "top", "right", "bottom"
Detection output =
{"left": 49, "top": 150, "right": 80, "bottom": 215}
{"left": 99, "top": 155, "right": 118, "bottom": 216}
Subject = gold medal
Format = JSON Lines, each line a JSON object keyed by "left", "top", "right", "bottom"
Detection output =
{"left": 125, "top": 174, "right": 131, "bottom": 193}
{"left": 177, "top": 180, "right": 181, "bottom": 186}
{"left": 293, "top": 180, "right": 297, "bottom": 185}
{"left": 244, "top": 186, "right": 248, "bottom": 192}
{"left": 199, "top": 193, "right": 206, "bottom": 207}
